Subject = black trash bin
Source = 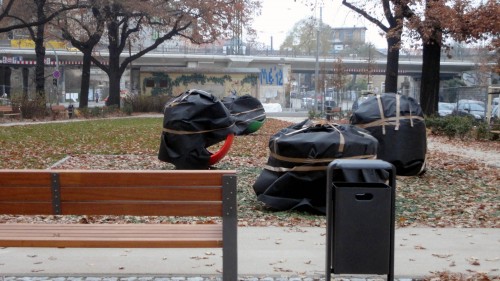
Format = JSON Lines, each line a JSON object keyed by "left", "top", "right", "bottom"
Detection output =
{"left": 325, "top": 159, "right": 396, "bottom": 281}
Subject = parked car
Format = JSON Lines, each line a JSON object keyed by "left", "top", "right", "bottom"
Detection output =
{"left": 453, "top": 101, "right": 486, "bottom": 121}
{"left": 322, "top": 100, "right": 337, "bottom": 111}
{"left": 491, "top": 105, "right": 499, "bottom": 123}
{"left": 352, "top": 92, "right": 375, "bottom": 111}
{"left": 457, "top": 99, "right": 485, "bottom": 108}
{"left": 438, "top": 102, "right": 455, "bottom": 117}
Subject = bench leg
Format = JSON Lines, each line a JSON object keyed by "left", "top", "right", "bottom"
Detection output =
{"left": 223, "top": 235, "right": 237, "bottom": 281}
{"left": 222, "top": 175, "right": 238, "bottom": 281}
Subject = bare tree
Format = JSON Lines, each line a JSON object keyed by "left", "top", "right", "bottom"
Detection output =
{"left": 404, "top": 0, "right": 499, "bottom": 115}
{"left": 56, "top": 3, "right": 105, "bottom": 108}
{"left": 0, "top": 0, "right": 80, "bottom": 33}
{"left": 4, "top": 0, "right": 86, "bottom": 99}
{"left": 331, "top": 57, "right": 349, "bottom": 105}
{"left": 341, "top": 0, "right": 407, "bottom": 94}
{"left": 87, "top": 0, "right": 260, "bottom": 108}
{"left": 280, "top": 18, "right": 333, "bottom": 56}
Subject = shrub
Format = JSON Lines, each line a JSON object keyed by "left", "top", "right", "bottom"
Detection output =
{"left": 426, "top": 115, "right": 475, "bottom": 140}
{"left": 121, "top": 103, "right": 133, "bottom": 116}
{"left": 126, "top": 94, "right": 173, "bottom": 113}
{"left": 91, "top": 106, "right": 103, "bottom": 117}
{"left": 11, "top": 95, "right": 46, "bottom": 119}
{"left": 308, "top": 109, "right": 322, "bottom": 119}
{"left": 474, "top": 121, "right": 490, "bottom": 140}
{"left": 78, "top": 107, "right": 103, "bottom": 118}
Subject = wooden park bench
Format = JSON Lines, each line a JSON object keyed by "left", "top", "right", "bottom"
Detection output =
{"left": 0, "top": 105, "right": 21, "bottom": 120}
{"left": 50, "top": 104, "right": 68, "bottom": 119}
{"left": 0, "top": 169, "right": 238, "bottom": 280}
{"left": 490, "top": 123, "right": 500, "bottom": 139}
{"left": 326, "top": 107, "right": 343, "bottom": 121}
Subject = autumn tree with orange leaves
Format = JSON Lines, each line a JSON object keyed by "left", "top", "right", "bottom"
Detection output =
{"left": 335, "top": 0, "right": 498, "bottom": 116}
{"left": 404, "top": 0, "right": 499, "bottom": 115}
{"left": 84, "top": 0, "right": 261, "bottom": 108}
{"left": 0, "top": 0, "right": 85, "bottom": 99}
{"left": 341, "top": 0, "right": 406, "bottom": 95}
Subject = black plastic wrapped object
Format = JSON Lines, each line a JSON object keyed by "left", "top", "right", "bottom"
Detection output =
{"left": 253, "top": 120, "right": 382, "bottom": 214}
{"left": 222, "top": 94, "right": 266, "bottom": 135}
{"left": 350, "top": 93, "right": 427, "bottom": 176}
{"left": 158, "top": 89, "right": 236, "bottom": 169}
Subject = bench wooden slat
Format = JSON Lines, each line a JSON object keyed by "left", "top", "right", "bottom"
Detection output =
{"left": 60, "top": 187, "right": 222, "bottom": 201}
{"left": 0, "top": 202, "right": 222, "bottom": 216}
{"left": 59, "top": 171, "right": 225, "bottom": 187}
{"left": 0, "top": 203, "right": 53, "bottom": 214}
{"left": 0, "top": 172, "right": 51, "bottom": 187}
{"left": 0, "top": 105, "right": 21, "bottom": 119}
{"left": 0, "top": 224, "right": 222, "bottom": 248}
{"left": 0, "top": 170, "right": 228, "bottom": 187}
{"left": 0, "top": 187, "right": 53, "bottom": 201}
{"left": 61, "top": 202, "right": 222, "bottom": 216}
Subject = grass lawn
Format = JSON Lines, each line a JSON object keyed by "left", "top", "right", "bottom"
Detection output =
{"left": 0, "top": 117, "right": 498, "bottom": 228}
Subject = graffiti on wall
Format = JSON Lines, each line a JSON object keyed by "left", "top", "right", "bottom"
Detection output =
{"left": 142, "top": 72, "right": 257, "bottom": 98}
{"left": 260, "top": 66, "right": 283, "bottom": 86}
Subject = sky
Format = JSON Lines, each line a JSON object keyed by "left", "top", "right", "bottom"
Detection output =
{"left": 252, "top": 0, "right": 387, "bottom": 49}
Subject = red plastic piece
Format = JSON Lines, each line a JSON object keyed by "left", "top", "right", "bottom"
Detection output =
{"left": 208, "top": 134, "right": 235, "bottom": 165}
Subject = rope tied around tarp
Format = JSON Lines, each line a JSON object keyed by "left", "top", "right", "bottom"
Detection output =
{"left": 162, "top": 123, "right": 236, "bottom": 135}
{"left": 267, "top": 121, "right": 376, "bottom": 172}
{"left": 360, "top": 94, "right": 422, "bottom": 134}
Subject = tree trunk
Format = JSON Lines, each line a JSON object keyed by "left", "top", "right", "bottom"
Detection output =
{"left": 384, "top": 37, "right": 400, "bottom": 94}
{"left": 34, "top": 25, "right": 45, "bottom": 98}
{"left": 105, "top": 15, "right": 124, "bottom": 108}
{"left": 419, "top": 37, "right": 441, "bottom": 116}
{"left": 22, "top": 67, "right": 29, "bottom": 98}
{"left": 79, "top": 51, "right": 92, "bottom": 108}
{"left": 106, "top": 49, "right": 122, "bottom": 107}
{"left": 34, "top": 1, "right": 46, "bottom": 99}
{"left": 4, "top": 67, "right": 11, "bottom": 97}
{"left": 107, "top": 68, "right": 121, "bottom": 107}
{"left": 0, "top": 66, "right": 5, "bottom": 97}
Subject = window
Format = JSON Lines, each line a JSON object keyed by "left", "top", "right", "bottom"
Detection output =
{"left": 145, "top": 79, "right": 155, "bottom": 87}
{"left": 159, "top": 79, "right": 168, "bottom": 88}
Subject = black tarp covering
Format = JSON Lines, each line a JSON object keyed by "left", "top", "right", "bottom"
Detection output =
{"left": 350, "top": 93, "right": 427, "bottom": 176}
{"left": 158, "top": 89, "right": 236, "bottom": 169}
{"left": 253, "top": 120, "right": 383, "bottom": 214}
{"left": 222, "top": 94, "right": 266, "bottom": 135}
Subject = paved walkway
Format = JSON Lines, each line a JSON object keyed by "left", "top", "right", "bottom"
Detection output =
{"left": 1, "top": 227, "right": 498, "bottom": 280}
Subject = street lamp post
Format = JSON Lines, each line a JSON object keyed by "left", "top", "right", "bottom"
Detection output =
{"left": 314, "top": 7, "right": 322, "bottom": 114}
